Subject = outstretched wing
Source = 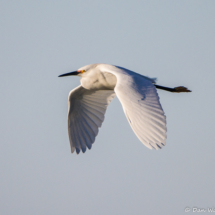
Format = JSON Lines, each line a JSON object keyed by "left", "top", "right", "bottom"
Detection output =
{"left": 68, "top": 85, "right": 115, "bottom": 154}
{"left": 99, "top": 64, "right": 167, "bottom": 150}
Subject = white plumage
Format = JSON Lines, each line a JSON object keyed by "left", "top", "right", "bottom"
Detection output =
{"left": 68, "top": 86, "right": 115, "bottom": 153}
{"left": 59, "top": 63, "right": 191, "bottom": 154}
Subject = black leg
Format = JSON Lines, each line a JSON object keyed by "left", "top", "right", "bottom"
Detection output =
{"left": 154, "top": 85, "right": 191, "bottom": 93}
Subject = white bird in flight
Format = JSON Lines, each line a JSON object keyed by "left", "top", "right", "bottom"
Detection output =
{"left": 59, "top": 64, "right": 191, "bottom": 154}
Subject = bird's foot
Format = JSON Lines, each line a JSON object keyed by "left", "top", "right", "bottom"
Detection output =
{"left": 174, "top": 86, "right": 192, "bottom": 93}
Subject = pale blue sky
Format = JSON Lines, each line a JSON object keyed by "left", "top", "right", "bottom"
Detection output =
{"left": 1, "top": 1, "right": 215, "bottom": 214}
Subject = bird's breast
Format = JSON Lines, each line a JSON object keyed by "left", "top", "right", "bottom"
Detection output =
{"left": 81, "top": 71, "right": 117, "bottom": 90}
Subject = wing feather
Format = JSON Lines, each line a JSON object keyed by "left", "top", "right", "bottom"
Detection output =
{"left": 98, "top": 64, "right": 167, "bottom": 150}
{"left": 68, "top": 85, "right": 115, "bottom": 154}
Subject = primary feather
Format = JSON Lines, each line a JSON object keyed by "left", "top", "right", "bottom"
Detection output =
{"left": 68, "top": 85, "right": 115, "bottom": 153}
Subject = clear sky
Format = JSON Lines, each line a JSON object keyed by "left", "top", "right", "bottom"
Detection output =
{"left": 1, "top": 1, "right": 215, "bottom": 214}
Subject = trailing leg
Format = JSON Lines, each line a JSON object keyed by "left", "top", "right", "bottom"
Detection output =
{"left": 154, "top": 85, "right": 192, "bottom": 93}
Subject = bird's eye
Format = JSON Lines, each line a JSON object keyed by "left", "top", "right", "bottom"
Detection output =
{"left": 77, "top": 70, "right": 85, "bottom": 73}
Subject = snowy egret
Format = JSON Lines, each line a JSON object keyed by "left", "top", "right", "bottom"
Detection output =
{"left": 59, "top": 64, "right": 191, "bottom": 154}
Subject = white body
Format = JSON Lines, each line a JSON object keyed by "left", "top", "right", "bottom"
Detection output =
{"left": 67, "top": 64, "right": 166, "bottom": 154}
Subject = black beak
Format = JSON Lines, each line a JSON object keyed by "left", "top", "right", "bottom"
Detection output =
{"left": 58, "top": 71, "right": 79, "bottom": 77}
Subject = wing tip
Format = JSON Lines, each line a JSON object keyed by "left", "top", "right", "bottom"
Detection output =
{"left": 148, "top": 142, "right": 166, "bottom": 150}
{"left": 76, "top": 148, "right": 80, "bottom": 154}
{"left": 71, "top": 147, "right": 75, "bottom": 153}
{"left": 71, "top": 145, "right": 92, "bottom": 154}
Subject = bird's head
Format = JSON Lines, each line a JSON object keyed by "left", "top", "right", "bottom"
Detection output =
{"left": 58, "top": 64, "right": 97, "bottom": 78}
